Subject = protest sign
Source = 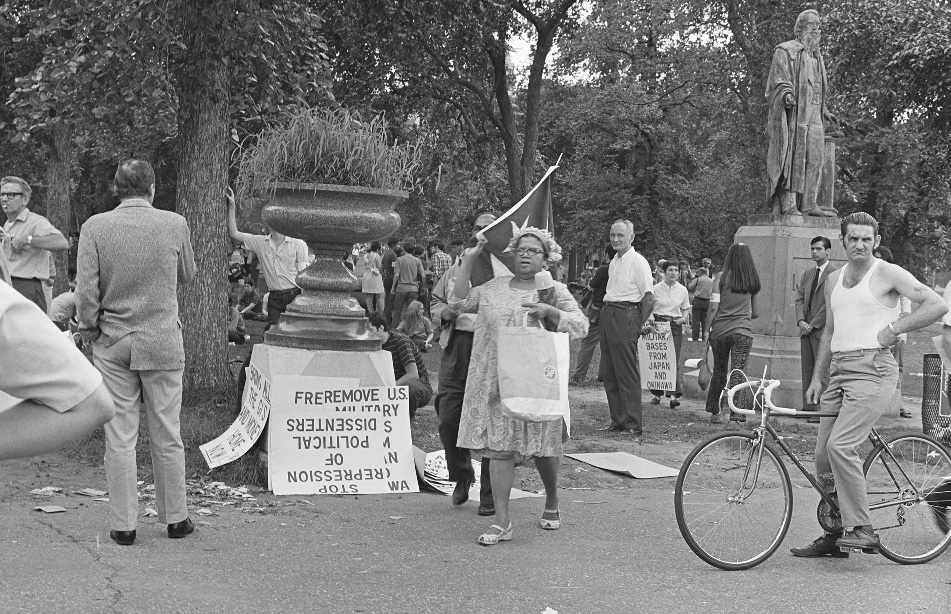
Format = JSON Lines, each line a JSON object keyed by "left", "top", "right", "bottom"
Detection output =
{"left": 268, "top": 378, "right": 418, "bottom": 496}
{"left": 200, "top": 363, "right": 271, "bottom": 469}
{"left": 638, "top": 322, "right": 677, "bottom": 391}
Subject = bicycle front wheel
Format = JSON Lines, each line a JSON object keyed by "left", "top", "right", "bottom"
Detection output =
{"left": 864, "top": 433, "right": 951, "bottom": 564}
{"left": 675, "top": 433, "right": 793, "bottom": 570}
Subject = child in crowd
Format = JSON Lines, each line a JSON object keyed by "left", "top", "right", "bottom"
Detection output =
{"left": 396, "top": 300, "right": 433, "bottom": 352}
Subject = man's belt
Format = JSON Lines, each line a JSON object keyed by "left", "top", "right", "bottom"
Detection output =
{"left": 604, "top": 301, "right": 641, "bottom": 308}
{"left": 653, "top": 314, "right": 678, "bottom": 322}
{"left": 269, "top": 287, "right": 300, "bottom": 297}
{"left": 11, "top": 276, "right": 42, "bottom": 282}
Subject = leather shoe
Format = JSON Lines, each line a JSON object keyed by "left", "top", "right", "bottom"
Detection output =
{"left": 477, "top": 502, "right": 495, "bottom": 516}
{"left": 836, "top": 526, "right": 879, "bottom": 553}
{"left": 790, "top": 534, "right": 848, "bottom": 558}
{"left": 110, "top": 529, "right": 136, "bottom": 546}
{"left": 451, "top": 478, "right": 473, "bottom": 506}
{"left": 167, "top": 518, "right": 194, "bottom": 539}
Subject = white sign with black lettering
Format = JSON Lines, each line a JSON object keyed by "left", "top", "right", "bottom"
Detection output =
{"left": 199, "top": 363, "right": 271, "bottom": 469}
{"left": 268, "top": 378, "right": 418, "bottom": 496}
{"left": 638, "top": 322, "right": 677, "bottom": 391}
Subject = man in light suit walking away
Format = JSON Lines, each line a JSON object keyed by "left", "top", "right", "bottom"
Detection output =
{"left": 76, "top": 160, "right": 197, "bottom": 547}
{"left": 795, "top": 236, "right": 836, "bottom": 419}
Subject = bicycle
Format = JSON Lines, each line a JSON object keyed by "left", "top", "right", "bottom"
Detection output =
{"left": 674, "top": 369, "right": 951, "bottom": 570}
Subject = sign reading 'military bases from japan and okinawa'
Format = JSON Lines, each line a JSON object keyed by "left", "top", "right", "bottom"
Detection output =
{"left": 638, "top": 321, "right": 677, "bottom": 392}
{"left": 268, "top": 377, "right": 418, "bottom": 496}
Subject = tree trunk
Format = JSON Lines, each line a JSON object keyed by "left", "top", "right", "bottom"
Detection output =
{"left": 45, "top": 120, "right": 72, "bottom": 296}
{"left": 176, "top": 1, "right": 233, "bottom": 390}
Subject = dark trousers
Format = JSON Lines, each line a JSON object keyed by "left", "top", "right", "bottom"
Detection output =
{"left": 406, "top": 377, "right": 433, "bottom": 419}
{"left": 691, "top": 298, "right": 709, "bottom": 341}
{"left": 390, "top": 290, "right": 418, "bottom": 329}
{"left": 11, "top": 277, "right": 47, "bottom": 313}
{"left": 266, "top": 288, "right": 301, "bottom": 329}
{"left": 649, "top": 320, "right": 684, "bottom": 397}
{"left": 705, "top": 332, "right": 753, "bottom": 414}
{"left": 599, "top": 302, "right": 644, "bottom": 432}
{"left": 571, "top": 307, "right": 601, "bottom": 381}
{"left": 800, "top": 330, "right": 824, "bottom": 411}
{"left": 435, "top": 329, "right": 492, "bottom": 503}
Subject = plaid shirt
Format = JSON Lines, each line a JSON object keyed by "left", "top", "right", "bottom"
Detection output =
{"left": 430, "top": 251, "right": 452, "bottom": 285}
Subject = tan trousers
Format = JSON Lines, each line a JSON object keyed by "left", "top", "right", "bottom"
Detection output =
{"left": 815, "top": 349, "right": 899, "bottom": 528}
{"left": 94, "top": 334, "right": 187, "bottom": 530}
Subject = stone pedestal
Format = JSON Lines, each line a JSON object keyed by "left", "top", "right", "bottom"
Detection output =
{"left": 736, "top": 214, "right": 845, "bottom": 408}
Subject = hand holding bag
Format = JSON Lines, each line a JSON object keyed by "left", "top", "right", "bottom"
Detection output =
{"left": 496, "top": 314, "right": 570, "bottom": 422}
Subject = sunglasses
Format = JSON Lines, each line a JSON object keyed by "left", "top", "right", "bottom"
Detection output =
{"left": 1, "top": 193, "right": 24, "bottom": 199}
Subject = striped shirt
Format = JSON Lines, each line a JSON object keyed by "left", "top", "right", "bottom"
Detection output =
{"left": 381, "top": 330, "right": 429, "bottom": 381}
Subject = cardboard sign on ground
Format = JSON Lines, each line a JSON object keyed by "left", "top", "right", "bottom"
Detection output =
{"left": 565, "top": 452, "right": 679, "bottom": 479}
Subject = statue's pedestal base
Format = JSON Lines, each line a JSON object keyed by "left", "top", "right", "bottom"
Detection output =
{"left": 735, "top": 215, "right": 844, "bottom": 409}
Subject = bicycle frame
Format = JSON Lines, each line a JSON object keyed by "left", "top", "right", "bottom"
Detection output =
{"left": 722, "top": 377, "right": 926, "bottom": 517}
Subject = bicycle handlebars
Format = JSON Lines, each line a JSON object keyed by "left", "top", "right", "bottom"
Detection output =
{"left": 725, "top": 378, "right": 799, "bottom": 416}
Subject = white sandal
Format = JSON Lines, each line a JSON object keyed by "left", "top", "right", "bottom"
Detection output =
{"left": 540, "top": 510, "right": 561, "bottom": 530}
{"left": 477, "top": 523, "right": 513, "bottom": 546}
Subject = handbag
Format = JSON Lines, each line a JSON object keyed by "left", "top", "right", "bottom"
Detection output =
{"left": 496, "top": 314, "right": 570, "bottom": 422}
{"left": 697, "top": 341, "right": 712, "bottom": 391}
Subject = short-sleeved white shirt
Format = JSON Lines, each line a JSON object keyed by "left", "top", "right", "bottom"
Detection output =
{"left": 943, "top": 283, "right": 951, "bottom": 327}
{"left": 605, "top": 247, "right": 654, "bottom": 303}
{"left": 242, "top": 234, "right": 309, "bottom": 292}
{"left": 0, "top": 281, "right": 101, "bottom": 412}
{"left": 652, "top": 280, "right": 690, "bottom": 318}
{"left": 1, "top": 208, "right": 61, "bottom": 280}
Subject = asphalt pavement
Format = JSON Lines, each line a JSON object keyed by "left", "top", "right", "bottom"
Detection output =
{"left": 1, "top": 449, "right": 947, "bottom": 614}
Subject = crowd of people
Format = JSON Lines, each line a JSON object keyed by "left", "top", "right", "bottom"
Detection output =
{"left": 3, "top": 166, "right": 951, "bottom": 551}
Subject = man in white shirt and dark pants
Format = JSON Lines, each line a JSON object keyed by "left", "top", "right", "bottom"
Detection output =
{"left": 599, "top": 220, "right": 655, "bottom": 435}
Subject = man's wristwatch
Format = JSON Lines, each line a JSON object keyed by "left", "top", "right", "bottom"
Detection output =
{"left": 887, "top": 322, "right": 899, "bottom": 335}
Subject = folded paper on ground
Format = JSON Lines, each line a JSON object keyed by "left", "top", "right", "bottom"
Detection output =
{"left": 565, "top": 452, "right": 679, "bottom": 479}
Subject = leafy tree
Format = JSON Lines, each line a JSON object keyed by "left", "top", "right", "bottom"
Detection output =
{"left": 318, "top": 0, "right": 581, "bottom": 205}
{"left": 7, "top": 0, "right": 331, "bottom": 389}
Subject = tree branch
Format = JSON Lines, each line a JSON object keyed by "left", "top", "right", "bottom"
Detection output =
{"left": 416, "top": 37, "right": 505, "bottom": 136}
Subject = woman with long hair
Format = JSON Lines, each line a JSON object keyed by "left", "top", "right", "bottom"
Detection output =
{"left": 362, "top": 241, "right": 385, "bottom": 315}
{"left": 396, "top": 299, "right": 433, "bottom": 352}
{"left": 705, "top": 243, "right": 761, "bottom": 423}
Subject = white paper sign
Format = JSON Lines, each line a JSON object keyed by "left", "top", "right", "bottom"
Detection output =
{"left": 200, "top": 364, "right": 271, "bottom": 469}
{"left": 268, "top": 379, "right": 418, "bottom": 496}
{"left": 638, "top": 322, "right": 677, "bottom": 391}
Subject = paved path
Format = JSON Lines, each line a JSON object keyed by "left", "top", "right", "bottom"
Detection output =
{"left": 1, "top": 451, "right": 947, "bottom": 614}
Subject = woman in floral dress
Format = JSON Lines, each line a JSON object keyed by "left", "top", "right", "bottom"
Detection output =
{"left": 452, "top": 226, "right": 588, "bottom": 545}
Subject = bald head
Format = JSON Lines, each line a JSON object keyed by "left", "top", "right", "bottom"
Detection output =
{"left": 472, "top": 213, "right": 496, "bottom": 236}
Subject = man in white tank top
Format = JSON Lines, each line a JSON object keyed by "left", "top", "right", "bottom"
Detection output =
{"left": 791, "top": 213, "right": 948, "bottom": 557}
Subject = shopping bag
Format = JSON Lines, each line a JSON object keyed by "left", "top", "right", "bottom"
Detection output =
{"left": 697, "top": 341, "right": 712, "bottom": 391}
{"left": 497, "top": 315, "right": 570, "bottom": 422}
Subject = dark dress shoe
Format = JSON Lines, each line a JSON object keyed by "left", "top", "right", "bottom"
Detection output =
{"left": 110, "top": 529, "right": 136, "bottom": 546}
{"left": 167, "top": 518, "right": 195, "bottom": 539}
{"left": 836, "top": 527, "right": 880, "bottom": 553}
{"left": 451, "top": 479, "right": 472, "bottom": 506}
{"left": 477, "top": 502, "right": 495, "bottom": 516}
{"left": 790, "top": 534, "right": 848, "bottom": 558}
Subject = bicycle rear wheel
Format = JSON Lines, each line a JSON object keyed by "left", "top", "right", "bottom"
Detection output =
{"left": 864, "top": 433, "right": 951, "bottom": 564}
{"left": 675, "top": 433, "right": 793, "bottom": 570}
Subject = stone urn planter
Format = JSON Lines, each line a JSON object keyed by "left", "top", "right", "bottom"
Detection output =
{"left": 261, "top": 182, "right": 406, "bottom": 350}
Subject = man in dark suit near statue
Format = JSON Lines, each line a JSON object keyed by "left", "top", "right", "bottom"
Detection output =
{"left": 795, "top": 236, "right": 837, "bottom": 418}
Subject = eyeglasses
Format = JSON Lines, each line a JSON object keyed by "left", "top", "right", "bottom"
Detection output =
{"left": 0, "top": 193, "right": 23, "bottom": 199}
{"left": 514, "top": 247, "right": 545, "bottom": 257}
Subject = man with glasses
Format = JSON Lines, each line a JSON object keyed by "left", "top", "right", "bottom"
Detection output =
{"left": 1, "top": 176, "right": 69, "bottom": 311}
{"left": 431, "top": 213, "right": 497, "bottom": 514}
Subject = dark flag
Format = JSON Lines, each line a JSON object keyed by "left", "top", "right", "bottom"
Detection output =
{"left": 470, "top": 164, "right": 558, "bottom": 287}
